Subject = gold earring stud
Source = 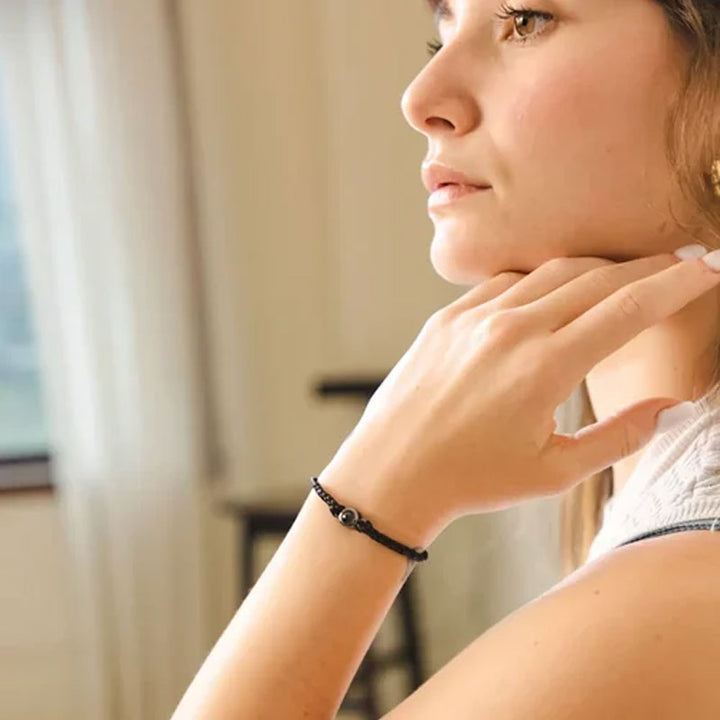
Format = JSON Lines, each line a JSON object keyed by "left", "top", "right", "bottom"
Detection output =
{"left": 711, "top": 159, "right": 720, "bottom": 198}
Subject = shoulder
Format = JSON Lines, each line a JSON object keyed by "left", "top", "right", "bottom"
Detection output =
{"left": 382, "top": 531, "right": 720, "bottom": 720}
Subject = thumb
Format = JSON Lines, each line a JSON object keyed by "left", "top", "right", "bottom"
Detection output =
{"left": 553, "top": 398, "right": 691, "bottom": 484}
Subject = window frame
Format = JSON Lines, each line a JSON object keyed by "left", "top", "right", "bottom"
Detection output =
{"left": 0, "top": 453, "right": 52, "bottom": 494}
{"left": 0, "top": 63, "right": 51, "bottom": 493}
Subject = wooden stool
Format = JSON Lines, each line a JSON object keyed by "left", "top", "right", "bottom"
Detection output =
{"left": 220, "top": 497, "right": 426, "bottom": 718}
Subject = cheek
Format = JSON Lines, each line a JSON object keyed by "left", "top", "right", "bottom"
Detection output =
{"left": 495, "top": 18, "right": 677, "bottom": 186}
{"left": 498, "top": 65, "right": 625, "bottom": 197}
{"left": 490, "top": 45, "right": 679, "bottom": 251}
{"left": 430, "top": 21, "right": 686, "bottom": 286}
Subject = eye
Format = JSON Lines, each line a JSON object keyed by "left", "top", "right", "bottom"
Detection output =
{"left": 425, "top": 3, "right": 554, "bottom": 58}
{"left": 495, "top": 4, "right": 554, "bottom": 44}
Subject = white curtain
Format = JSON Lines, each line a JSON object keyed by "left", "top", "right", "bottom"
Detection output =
{"left": 0, "top": 1, "right": 211, "bottom": 717}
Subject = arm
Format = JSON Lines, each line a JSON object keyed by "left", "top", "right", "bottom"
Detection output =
{"left": 171, "top": 460, "right": 447, "bottom": 719}
{"left": 381, "top": 532, "right": 720, "bottom": 719}
{"left": 173, "top": 252, "right": 717, "bottom": 718}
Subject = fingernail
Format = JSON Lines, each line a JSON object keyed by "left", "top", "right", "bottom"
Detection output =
{"left": 674, "top": 244, "right": 708, "bottom": 260}
{"left": 701, "top": 248, "right": 720, "bottom": 272}
{"left": 655, "top": 401, "right": 697, "bottom": 434}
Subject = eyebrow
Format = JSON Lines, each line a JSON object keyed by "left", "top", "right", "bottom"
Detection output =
{"left": 426, "top": 0, "right": 453, "bottom": 26}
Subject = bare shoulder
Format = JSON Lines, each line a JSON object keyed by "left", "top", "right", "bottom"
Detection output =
{"left": 381, "top": 531, "right": 720, "bottom": 720}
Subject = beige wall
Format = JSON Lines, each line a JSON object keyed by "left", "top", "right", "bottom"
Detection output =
{"left": 178, "top": 0, "right": 462, "bottom": 497}
{"left": 1, "top": 2, "right": 563, "bottom": 716}
{"left": 0, "top": 494, "right": 79, "bottom": 719}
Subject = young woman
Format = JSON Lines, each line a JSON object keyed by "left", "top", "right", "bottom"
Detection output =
{"left": 173, "top": 1, "right": 720, "bottom": 717}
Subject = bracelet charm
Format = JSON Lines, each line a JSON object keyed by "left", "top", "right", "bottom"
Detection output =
{"left": 310, "top": 476, "right": 429, "bottom": 568}
{"left": 338, "top": 507, "right": 360, "bottom": 527}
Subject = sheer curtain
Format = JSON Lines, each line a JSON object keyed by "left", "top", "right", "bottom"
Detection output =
{"left": 0, "top": 1, "right": 211, "bottom": 717}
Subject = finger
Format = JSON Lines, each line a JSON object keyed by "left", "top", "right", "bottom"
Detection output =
{"left": 552, "top": 252, "right": 720, "bottom": 382}
{"left": 521, "top": 253, "right": 674, "bottom": 332}
{"left": 543, "top": 397, "right": 682, "bottom": 489}
{"left": 444, "top": 272, "right": 526, "bottom": 314}
{"left": 490, "top": 255, "right": 614, "bottom": 312}
{"left": 447, "top": 255, "right": 613, "bottom": 316}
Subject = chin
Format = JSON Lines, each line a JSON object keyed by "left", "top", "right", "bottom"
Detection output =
{"left": 429, "top": 225, "right": 509, "bottom": 286}
{"left": 429, "top": 215, "right": 579, "bottom": 286}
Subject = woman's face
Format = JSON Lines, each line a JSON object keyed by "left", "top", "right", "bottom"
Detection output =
{"left": 401, "top": 0, "right": 696, "bottom": 285}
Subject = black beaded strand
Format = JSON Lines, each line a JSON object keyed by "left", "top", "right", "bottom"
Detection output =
{"left": 310, "top": 476, "right": 429, "bottom": 565}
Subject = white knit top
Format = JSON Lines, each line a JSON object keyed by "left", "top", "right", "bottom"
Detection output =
{"left": 585, "top": 385, "right": 720, "bottom": 565}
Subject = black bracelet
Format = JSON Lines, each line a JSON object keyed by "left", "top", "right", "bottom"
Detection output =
{"left": 310, "top": 476, "right": 429, "bottom": 568}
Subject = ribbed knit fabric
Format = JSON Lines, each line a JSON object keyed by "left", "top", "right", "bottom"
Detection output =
{"left": 585, "top": 384, "right": 720, "bottom": 565}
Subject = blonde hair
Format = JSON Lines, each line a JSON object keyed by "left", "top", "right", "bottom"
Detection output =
{"left": 560, "top": 0, "right": 720, "bottom": 576}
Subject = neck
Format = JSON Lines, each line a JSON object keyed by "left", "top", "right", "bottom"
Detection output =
{"left": 584, "top": 282, "right": 720, "bottom": 498}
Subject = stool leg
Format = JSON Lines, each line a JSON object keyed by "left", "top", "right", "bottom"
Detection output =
{"left": 240, "top": 516, "right": 254, "bottom": 602}
{"left": 358, "top": 646, "right": 380, "bottom": 720}
{"left": 398, "top": 574, "right": 424, "bottom": 691}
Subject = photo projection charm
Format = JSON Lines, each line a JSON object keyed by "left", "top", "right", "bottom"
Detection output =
{"left": 338, "top": 507, "right": 360, "bottom": 527}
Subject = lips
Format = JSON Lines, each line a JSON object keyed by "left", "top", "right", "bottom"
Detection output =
{"left": 421, "top": 162, "right": 491, "bottom": 194}
{"left": 427, "top": 183, "right": 488, "bottom": 210}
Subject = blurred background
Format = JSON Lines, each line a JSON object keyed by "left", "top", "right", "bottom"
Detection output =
{"left": 0, "top": 2, "right": 574, "bottom": 718}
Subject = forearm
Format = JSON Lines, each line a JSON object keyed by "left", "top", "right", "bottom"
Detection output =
{"left": 172, "top": 463, "right": 444, "bottom": 719}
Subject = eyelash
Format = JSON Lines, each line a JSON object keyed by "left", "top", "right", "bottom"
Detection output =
{"left": 425, "top": 2, "right": 554, "bottom": 58}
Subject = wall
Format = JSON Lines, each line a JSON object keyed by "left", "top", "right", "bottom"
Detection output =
{"left": 0, "top": 1, "right": 564, "bottom": 716}
{"left": 0, "top": 493, "right": 79, "bottom": 719}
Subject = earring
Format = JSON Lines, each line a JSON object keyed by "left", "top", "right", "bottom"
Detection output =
{"left": 712, "top": 159, "right": 720, "bottom": 198}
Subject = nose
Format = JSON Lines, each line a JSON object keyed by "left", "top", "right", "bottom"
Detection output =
{"left": 400, "top": 44, "right": 480, "bottom": 138}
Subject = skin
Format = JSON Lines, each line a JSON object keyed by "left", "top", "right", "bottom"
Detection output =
{"left": 172, "top": 2, "right": 720, "bottom": 717}
{"left": 400, "top": 0, "right": 720, "bottom": 496}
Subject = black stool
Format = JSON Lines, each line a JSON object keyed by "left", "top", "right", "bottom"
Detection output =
{"left": 220, "top": 497, "right": 426, "bottom": 719}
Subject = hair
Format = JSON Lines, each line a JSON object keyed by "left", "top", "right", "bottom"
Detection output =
{"left": 561, "top": 0, "right": 720, "bottom": 575}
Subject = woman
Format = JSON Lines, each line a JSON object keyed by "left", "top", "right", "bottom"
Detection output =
{"left": 173, "top": 1, "right": 720, "bottom": 717}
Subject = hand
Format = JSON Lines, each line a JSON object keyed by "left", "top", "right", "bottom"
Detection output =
{"left": 323, "top": 248, "right": 720, "bottom": 537}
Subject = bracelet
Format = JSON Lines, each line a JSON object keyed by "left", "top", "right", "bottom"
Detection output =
{"left": 310, "top": 476, "right": 429, "bottom": 576}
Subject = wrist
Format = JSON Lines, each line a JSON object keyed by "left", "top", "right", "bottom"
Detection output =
{"left": 316, "top": 459, "right": 448, "bottom": 551}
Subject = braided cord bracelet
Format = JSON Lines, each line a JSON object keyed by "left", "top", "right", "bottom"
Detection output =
{"left": 310, "top": 476, "right": 428, "bottom": 580}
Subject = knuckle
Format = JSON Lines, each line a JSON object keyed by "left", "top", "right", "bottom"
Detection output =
{"left": 615, "top": 288, "right": 644, "bottom": 320}
{"left": 479, "top": 308, "right": 528, "bottom": 340}
{"left": 422, "top": 307, "right": 456, "bottom": 337}
{"left": 542, "top": 437, "right": 584, "bottom": 490}
{"left": 439, "top": 300, "right": 467, "bottom": 320}
{"left": 425, "top": 308, "right": 451, "bottom": 328}
{"left": 541, "top": 256, "right": 576, "bottom": 274}
{"left": 586, "top": 263, "right": 618, "bottom": 291}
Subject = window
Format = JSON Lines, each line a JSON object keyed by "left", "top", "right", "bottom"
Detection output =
{"left": 0, "top": 73, "right": 52, "bottom": 491}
